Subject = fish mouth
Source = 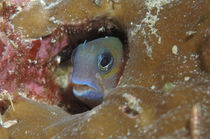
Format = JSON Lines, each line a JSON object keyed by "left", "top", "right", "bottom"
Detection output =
{"left": 72, "top": 83, "right": 97, "bottom": 94}
{"left": 72, "top": 83, "right": 104, "bottom": 108}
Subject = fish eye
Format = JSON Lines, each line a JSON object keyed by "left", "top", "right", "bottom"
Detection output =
{"left": 97, "top": 52, "right": 114, "bottom": 72}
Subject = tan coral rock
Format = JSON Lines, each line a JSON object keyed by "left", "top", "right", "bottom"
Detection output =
{"left": 0, "top": 0, "right": 210, "bottom": 138}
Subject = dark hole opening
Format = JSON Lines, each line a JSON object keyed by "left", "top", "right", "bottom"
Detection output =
{"left": 54, "top": 17, "right": 128, "bottom": 114}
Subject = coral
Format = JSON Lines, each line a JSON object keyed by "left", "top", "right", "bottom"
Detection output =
{"left": 0, "top": 0, "right": 209, "bottom": 138}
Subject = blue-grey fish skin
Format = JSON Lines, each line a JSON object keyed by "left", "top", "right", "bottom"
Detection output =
{"left": 71, "top": 36, "right": 123, "bottom": 107}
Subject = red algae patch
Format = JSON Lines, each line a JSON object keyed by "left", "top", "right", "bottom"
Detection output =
{"left": 0, "top": 2, "right": 69, "bottom": 104}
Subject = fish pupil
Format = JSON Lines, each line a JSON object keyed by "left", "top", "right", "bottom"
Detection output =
{"left": 101, "top": 54, "right": 111, "bottom": 67}
{"left": 98, "top": 52, "right": 113, "bottom": 72}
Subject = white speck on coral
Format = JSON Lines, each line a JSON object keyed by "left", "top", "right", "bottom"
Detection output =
{"left": 49, "top": 16, "right": 55, "bottom": 21}
{"left": 129, "top": 24, "right": 141, "bottom": 37}
{"left": 24, "top": 130, "right": 28, "bottom": 134}
{"left": 88, "top": 110, "right": 96, "bottom": 117}
{"left": 28, "top": 59, "right": 32, "bottom": 63}
{"left": 186, "top": 31, "right": 197, "bottom": 36}
{"left": 49, "top": 16, "right": 63, "bottom": 24}
{"left": 184, "top": 76, "right": 190, "bottom": 81}
{"left": 93, "top": 0, "right": 102, "bottom": 6}
{"left": 51, "top": 38, "right": 56, "bottom": 43}
{"left": 135, "top": 124, "right": 138, "bottom": 128}
{"left": 9, "top": 40, "right": 18, "bottom": 48}
{"left": 127, "top": 129, "right": 131, "bottom": 136}
{"left": 51, "top": 112, "right": 57, "bottom": 116}
{"left": 44, "top": 0, "right": 62, "bottom": 10}
{"left": 16, "top": 6, "right": 22, "bottom": 12}
{"left": 39, "top": 0, "right": 46, "bottom": 6}
{"left": 133, "top": 0, "right": 175, "bottom": 58}
{"left": 8, "top": 69, "right": 14, "bottom": 75}
{"left": 0, "top": 118, "right": 17, "bottom": 128}
{"left": 98, "top": 26, "right": 105, "bottom": 32}
{"left": 33, "top": 60, "right": 37, "bottom": 64}
{"left": 144, "top": 40, "right": 153, "bottom": 58}
{"left": 172, "top": 45, "right": 178, "bottom": 55}
{"left": 151, "top": 85, "right": 156, "bottom": 90}
{"left": 55, "top": 56, "right": 61, "bottom": 64}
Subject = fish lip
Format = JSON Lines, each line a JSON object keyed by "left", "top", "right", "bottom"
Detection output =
{"left": 72, "top": 83, "right": 97, "bottom": 95}
{"left": 72, "top": 88, "right": 103, "bottom": 97}
{"left": 71, "top": 79, "right": 98, "bottom": 90}
{"left": 72, "top": 83, "right": 104, "bottom": 98}
{"left": 72, "top": 84, "right": 104, "bottom": 107}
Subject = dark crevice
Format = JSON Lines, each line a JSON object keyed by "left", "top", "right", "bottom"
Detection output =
{"left": 197, "top": 34, "right": 210, "bottom": 73}
{"left": 58, "top": 18, "right": 128, "bottom": 63}
{"left": 0, "top": 100, "right": 10, "bottom": 115}
{"left": 54, "top": 17, "right": 128, "bottom": 114}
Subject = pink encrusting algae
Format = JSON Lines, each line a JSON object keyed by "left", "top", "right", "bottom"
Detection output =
{"left": 7, "top": 0, "right": 30, "bottom": 6}
{"left": 0, "top": 2, "right": 69, "bottom": 104}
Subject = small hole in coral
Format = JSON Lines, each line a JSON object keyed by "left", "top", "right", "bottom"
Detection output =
{"left": 121, "top": 94, "right": 142, "bottom": 118}
{"left": 121, "top": 105, "right": 139, "bottom": 119}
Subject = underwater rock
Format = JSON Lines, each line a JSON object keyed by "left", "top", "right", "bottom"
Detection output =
{"left": 0, "top": 0, "right": 209, "bottom": 138}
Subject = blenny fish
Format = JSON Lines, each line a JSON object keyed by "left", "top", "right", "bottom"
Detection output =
{"left": 71, "top": 37, "right": 124, "bottom": 107}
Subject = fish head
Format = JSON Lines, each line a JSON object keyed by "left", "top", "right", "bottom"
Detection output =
{"left": 71, "top": 37, "right": 123, "bottom": 107}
